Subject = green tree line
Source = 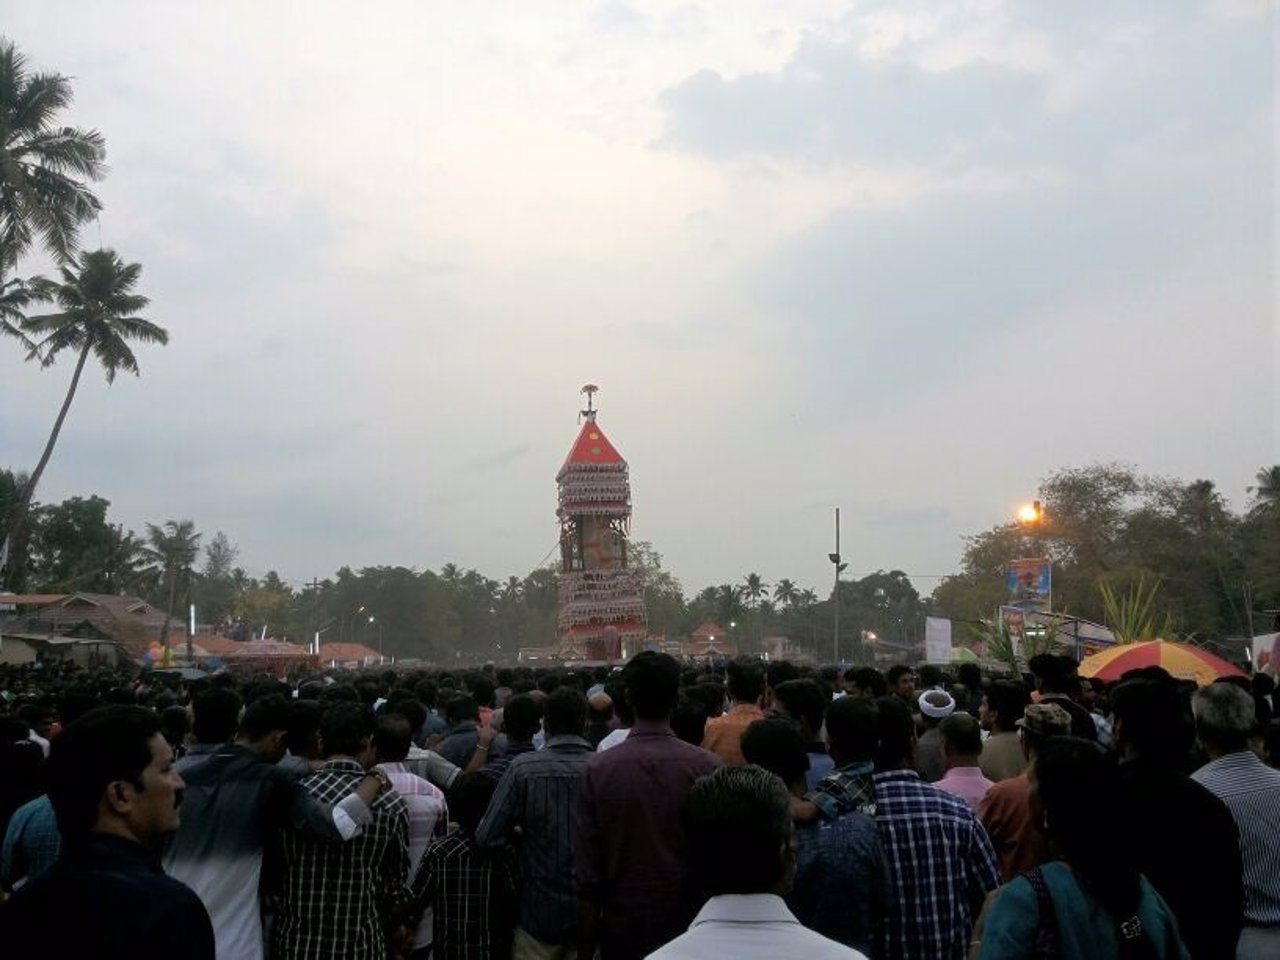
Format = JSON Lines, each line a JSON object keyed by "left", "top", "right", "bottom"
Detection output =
{"left": 8, "top": 463, "right": 1274, "bottom": 663}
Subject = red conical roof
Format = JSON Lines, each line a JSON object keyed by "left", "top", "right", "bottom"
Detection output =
{"left": 559, "top": 418, "right": 626, "bottom": 475}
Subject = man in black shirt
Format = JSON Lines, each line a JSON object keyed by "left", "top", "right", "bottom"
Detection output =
{"left": 1112, "top": 678, "right": 1243, "bottom": 959}
{"left": 0, "top": 705, "right": 214, "bottom": 960}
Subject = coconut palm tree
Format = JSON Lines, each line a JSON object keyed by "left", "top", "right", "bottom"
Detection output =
{"left": 772, "top": 578, "right": 798, "bottom": 610}
{"left": 742, "top": 573, "right": 769, "bottom": 649}
{"left": 0, "top": 38, "right": 106, "bottom": 268}
{"left": 1, "top": 275, "right": 36, "bottom": 345}
{"left": 1248, "top": 466, "right": 1280, "bottom": 514}
{"left": 1, "top": 249, "right": 167, "bottom": 587}
{"left": 141, "top": 520, "right": 202, "bottom": 651}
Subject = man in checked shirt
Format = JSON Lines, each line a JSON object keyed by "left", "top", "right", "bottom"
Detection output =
{"left": 411, "top": 771, "right": 520, "bottom": 960}
{"left": 268, "top": 703, "right": 411, "bottom": 960}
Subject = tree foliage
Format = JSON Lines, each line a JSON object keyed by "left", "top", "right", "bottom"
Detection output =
{"left": 932, "top": 463, "right": 1280, "bottom": 643}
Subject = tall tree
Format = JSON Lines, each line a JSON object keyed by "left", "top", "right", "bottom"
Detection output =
{"left": 773, "top": 578, "right": 798, "bottom": 609}
{"left": 194, "top": 531, "right": 240, "bottom": 624}
{"left": 2, "top": 250, "right": 167, "bottom": 586}
{"left": 1248, "top": 466, "right": 1280, "bottom": 514}
{"left": 26, "top": 494, "right": 136, "bottom": 592}
{"left": 141, "top": 520, "right": 201, "bottom": 651}
{"left": 0, "top": 39, "right": 106, "bottom": 268}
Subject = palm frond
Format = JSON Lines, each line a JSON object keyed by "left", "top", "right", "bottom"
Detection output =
{"left": 12, "top": 128, "right": 107, "bottom": 179}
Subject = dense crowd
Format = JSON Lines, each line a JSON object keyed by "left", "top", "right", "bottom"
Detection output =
{"left": 1, "top": 652, "right": 1278, "bottom": 960}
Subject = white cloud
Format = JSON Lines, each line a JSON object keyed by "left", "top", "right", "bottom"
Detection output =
{"left": 1, "top": 1, "right": 1273, "bottom": 598}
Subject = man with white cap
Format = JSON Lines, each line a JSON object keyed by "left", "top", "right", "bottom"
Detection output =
{"left": 915, "top": 690, "right": 956, "bottom": 783}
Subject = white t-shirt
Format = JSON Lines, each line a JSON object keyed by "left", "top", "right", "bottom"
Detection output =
{"left": 596, "top": 727, "right": 631, "bottom": 752}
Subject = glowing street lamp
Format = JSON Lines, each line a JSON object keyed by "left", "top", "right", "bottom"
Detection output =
{"left": 1017, "top": 501, "right": 1044, "bottom": 525}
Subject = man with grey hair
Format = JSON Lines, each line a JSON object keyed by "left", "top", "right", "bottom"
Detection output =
{"left": 645, "top": 766, "right": 867, "bottom": 959}
{"left": 1191, "top": 681, "right": 1280, "bottom": 959}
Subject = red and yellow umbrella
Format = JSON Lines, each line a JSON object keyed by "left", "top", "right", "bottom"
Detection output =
{"left": 1078, "top": 640, "right": 1247, "bottom": 686}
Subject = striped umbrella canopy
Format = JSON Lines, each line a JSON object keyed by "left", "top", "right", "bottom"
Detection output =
{"left": 1078, "top": 639, "right": 1247, "bottom": 686}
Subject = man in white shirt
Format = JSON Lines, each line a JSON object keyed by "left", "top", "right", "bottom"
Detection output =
{"left": 645, "top": 765, "right": 867, "bottom": 960}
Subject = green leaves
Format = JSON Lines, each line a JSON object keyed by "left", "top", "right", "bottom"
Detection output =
{"left": 0, "top": 37, "right": 106, "bottom": 266}
{"left": 1098, "top": 576, "right": 1177, "bottom": 645}
{"left": 21, "top": 247, "right": 166, "bottom": 379}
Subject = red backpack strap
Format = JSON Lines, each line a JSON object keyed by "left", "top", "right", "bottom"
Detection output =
{"left": 1024, "top": 868, "right": 1060, "bottom": 960}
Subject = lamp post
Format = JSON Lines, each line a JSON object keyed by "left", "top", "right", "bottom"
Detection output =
{"left": 342, "top": 604, "right": 366, "bottom": 645}
{"left": 829, "top": 507, "right": 848, "bottom": 664}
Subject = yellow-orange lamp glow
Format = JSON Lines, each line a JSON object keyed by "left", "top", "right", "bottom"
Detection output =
{"left": 1017, "top": 501, "right": 1044, "bottom": 524}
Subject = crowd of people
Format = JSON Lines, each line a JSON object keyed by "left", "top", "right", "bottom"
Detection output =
{"left": 1, "top": 651, "right": 1278, "bottom": 960}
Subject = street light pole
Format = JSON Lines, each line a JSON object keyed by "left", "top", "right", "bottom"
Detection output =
{"left": 828, "top": 507, "right": 848, "bottom": 664}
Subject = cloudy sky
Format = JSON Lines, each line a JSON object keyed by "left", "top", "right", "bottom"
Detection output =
{"left": 4, "top": 1, "right": 1275, "bottom": 597}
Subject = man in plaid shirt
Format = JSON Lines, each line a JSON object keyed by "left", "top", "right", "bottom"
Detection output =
{"left": 872, "top": 696, "right": 1000, "bottom": 960}
{"left": 375, "top": 712, "right": 448, "bottom": 959}
{"left": 411, "top": 771, "right": 519, "bottom": 960}
{"left": 269, "top": 703, "right": 411, "bottom": 960}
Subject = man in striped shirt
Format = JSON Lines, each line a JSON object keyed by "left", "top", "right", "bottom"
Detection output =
{"left": 477, "top": 686, "right": 595, "bottom": 959}
{"left": 1192, "top": 681, "right": 1280, "bottom": 960}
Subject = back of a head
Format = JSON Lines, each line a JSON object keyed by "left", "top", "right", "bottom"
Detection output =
{"left": 468, "top": 676, "right": 496, "bottom": 710}
{"left": 939, "top": 712, "right": 983, "bottom": 758}
{"left": 501, "top": 693, "right": 542, "bottom": 741}
{"left": 587, "top": 693, "right": 614, "bottom": 723}
{"left": 986, "top": 681, "right": 1031, "bottom": 729}
{"left": 1110, "top": 678, "right": 1192, "bottom": 763}
{"left": 825, "top": 695, "right": 879, "bottom": 764}
{"left": 449, "top": 771, "right": 496, "bottom": 835}
{"left": 537, "top": 673, "right": 560, "bottom": 696}
{"left": 687, "top": 765, "right": 792, "bottom": 897}
{"left": 543, "top": 687, "right": 586, "bottom": 739}
{"left": 446, "top": 695, "right": 480, "bottom": 726}
{"left": 321, "top": 683, "right": 359, "bottom": 704}
{"left": 284, "top": 700, "right": 323, "bottom": 759}
{"left": 1040, "top": 655, "right": 1081, "bottom": 696}
{"left": 688, "top": 681, "right": 725, "bottom": 720}
{"left": 918, "top": 664, "right": 943, "bottom": 689}
{"left": 740, "top": 718, "right": 808, "bottom": 787}
{"left": 414, "top": 679, "right": 439, "bottom": 709}
{"left": 957, "top": 662, "right": 982, "bottom": 689}
{"left": 773, "top": 680, "right": 827, "bottom": 737}
{"left": 192, "top": 687, "right": 243, "bottom": 745}
{"left": 621, "top": 651, "right": 680, "bottom": 721}
{"left": 373, "top": 714, "right": 413, "bottom": 763}
{"left": 319, "top": 702, "right": 375, "bottom": 759}
{"left": 1192, "top": 681, "right": 1256, "bottom": 754}
{"left": 847, "top": 667, "right": 887, "bottom": 698}
{"left": 239, "top": 695, "right": 292, "bottom": 742}
{"left": 1035, "top": 738, "right": 1148, "bottom": 943}
{"left": 726, "top": 657, "right": 765, "bottom": 705}
{"left": 765, "top": 660, "right": 800, "bottom": 691}
{"left": 874, "top": 696, "right": 914, "bottom": 771}
{"left": 48, "top": 705, "right": 162, "bottom": 843}
{"left": 386, "top": 698, "right": 428, "bottom": 739}
{"left": 161, "top": 705, "right": 190, "bottom": 744}
{"left": 59, "top": 691, "right": 103, "bottom": 726}
{"left": 671, "top": 696, "right": 709, "bottom": 746}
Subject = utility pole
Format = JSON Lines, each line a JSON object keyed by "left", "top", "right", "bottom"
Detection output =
{"left": 828, "top": 508, "right": 848, "bottom": 664}
{"left": 306, "top": 578, "right": 321, "bottom": 655}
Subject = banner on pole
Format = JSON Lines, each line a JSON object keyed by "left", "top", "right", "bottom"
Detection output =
{"left": 1006, "top": 558, "right": 1052, "bottom": 611}
{"left": 925, "top": 617, "right": 953, "bottom": 663}
{"left": 999, "top": 606, "right": 1027, "bottom": 666}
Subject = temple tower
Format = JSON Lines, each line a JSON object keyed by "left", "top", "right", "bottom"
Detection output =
{"left": 556, "top": 385, "right": 646, "bottom": 661}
